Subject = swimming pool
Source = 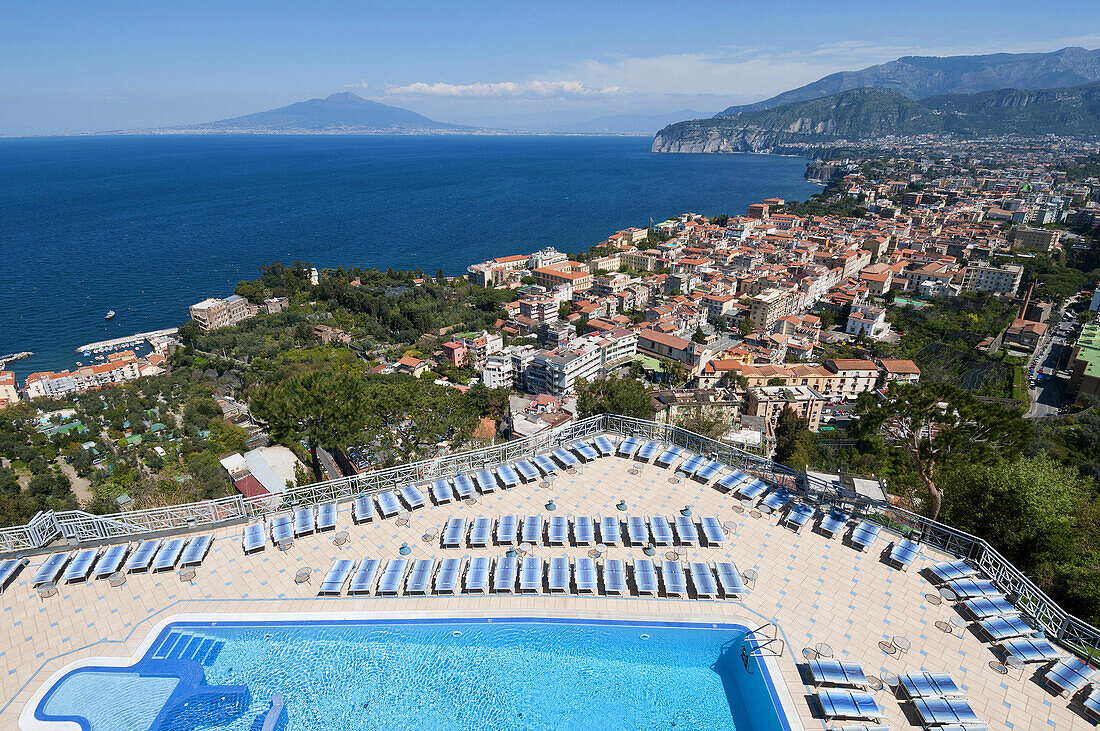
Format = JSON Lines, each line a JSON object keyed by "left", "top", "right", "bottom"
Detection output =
{"left": 28, "top": 615, "right": 795, "bottom": 730}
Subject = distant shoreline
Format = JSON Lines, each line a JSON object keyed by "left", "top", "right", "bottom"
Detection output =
{"left": 0, "top": 130, "right": 656, "bottom": 140}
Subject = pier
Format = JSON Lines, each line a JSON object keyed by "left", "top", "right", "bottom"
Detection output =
{"left": 76, "top": 327, "right": 179, "bottom": 354}
{"left": 0, "top": 352, "right": 32, "bottom": 368}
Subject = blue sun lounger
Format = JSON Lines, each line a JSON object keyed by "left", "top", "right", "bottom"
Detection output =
{"left": 626, "top": 516, "right": 649, "bottom": 546}
{"left": 689, "top": 562, "right": 719, "bottom": 599}
{"left": 547, "top": 515, "right": 568, "bottom": 545}
{"left": 899, "top": 672, "right": 965, "bottom": 699}
{"left": 819, "top": 508, "right": 849, "bottom": 537}
{"left": 348, "top": 558, "right": 381, "bottom": 596}
{"left": 978, "top": 615, "right": 1035, "bottom": 641}
{"left": 1044, "top": 657, "right": 1097, "bottom": 697}
{"left": 62, "top": 549, "right": 99, "bottom": 584}
{"left": 598, "top": 515, "right": 621, "bottom": 545}
{"left": 552, "top": 448, "right": 579, "bottom": 468}
{"left": 442, "top": 517, "right": 467, "bottom": 548}
{"left": 927, "top": 558, "right": 979, "bottom": 584}
{"left": 634, "top": 558, "right": 659, "bottom": 596}
{"left": 377, "top": 559, "right": 409, "bottom": 596}
{"left": 469, "top": 517, "right": 492, "bottom": 548}
{"left": 635, "top": 440, "right": 660, "bottom": 461}
{"left": 961, "top": 596, "right": 1018, "bottom": 620}
{"left": 532, "top": 454, "right": 558, "bottom": 475}
{"left": 617, "top": 437, "right": 641, "bottom": 458}
{"left": 399, "top": 485, "right": 427, "bottom": 509}
{"left": 92, "top": 544, "right": 129, "bottom": 579}
{"left": 739, "top": 479, "right": 769, "bottom": 501}
{"left": 0, "top": 557, "right": 27, "bottom": 593}
{"left": 716, "top": 562, "right": 749, "bottom": 598}
{"left": 889, "top": 538, "right": 922, "bottom": 570}
{"left": 603, "top": 559, "right": 627, "bottom": 595}
{"left": 521, "top": 515, "right": 542, "bottom": 544}
{"left": 434, "top": 557, "right": 463, "bottom": 594}
{"left": 548, "top": 557, "right": 570, "bottom": 594}
{"left": 999, "top": 636, "right": 1065, "bottom": 663}
{"left": 493, "top": 556, "right": 518, "bottom": 593}
{"left": 784, "top": 504, "right": 815, "bottom": 533}
{"left": 353, "top": 495, "right": 375, "bottom": 524}
{"left": 760, "top": 489, "right": 793, "bottom": 513}
{"left": 593, "top": 436, "right": 616, "bottom": 456}
{"left": 496, "top": 514, "right": 518, "bottom": 545}
{"left": 271, "top": 515, "right": 294, "bottom": 544}
{"left": 376, "top": 490, "right": 402, "bottom": 517}
{"left": 850, "top": 521, "right": 881, "bottom": 551}
{"left": 242, "top": 523, "right": 266, "bottom": 554}
{"left": 181, "top": 535, "right": 214, "bottom": 567}
{"left": 573, "top": 516, "right": 595, "bottom": 545}
{"left": 661, "top": 560, "right": 687, "bottom": 597}
{"left": 673, "top": 515, "right": 699, "bottom": 545}
{"left": 655, "top": 446, "right": 682, "bottom": 468}
{"left": 572, "top": 441, "right": 599, "bottom": 462}
{"left": 316, "top": 502, "right": 338, "bottom": 532}
{"left": 293, "top": 507, "right": 315, "bottom": 537}
{"left": 695, "top": 460, "right": 724, "bottom": 483}
{"left": 644, "top": 516, "right": 671, "bottom": 546}
{"left": 946, "top": 577, "right": 1000, "bottom": 599}
{"left": 715, "top": 471, "right": 749, "bottom": 493}
{"left": 519, "top": 556, "right": 541, "bottom": 593}
{"left": 701, "top": 516, "right": 725, "bottom": 546}
{"left": 815, "top": 689, "right": 885, "bottom": 721}
{"left": 808, "top": 660, "right": 870, "bottom": 688}
{"left": 152, "top": 538, "right": 185, "bottom": 572}
{"left": 496, "top": 464, "right": 520, "bottom": 488}
{"left": 452, "top": 474, "right": 476, "bottom": 499}
{"left": 911, "top": 697, "right": 981, "bottom": 726}
{"left": 514, "top": 460, "right": 540, "bottom": 482}
{"left": 464, "top": 557, "right": 491, "bottom": 594}
{"left": 430, "top": 479, "right": 454, "bottom": 504}
{"left": 1084, "top": 688, "right": 1100, "bottom": 723}
{"left": 318, "top": 559, "right": 355, "bottom": 596}
{"left": 125, "top": 540, "right": 161, "bottom": 573}
{"left": 406, "top": 558, "right": 435, "bottom": 595}
{"left": 677, "top": 454, "right": 705, "bottom": 477}
{"left": 574, "top": 557, "right": 598, "bottom": 594}
{"left": 474, "top": 469, "right": 498, "bottom": 494}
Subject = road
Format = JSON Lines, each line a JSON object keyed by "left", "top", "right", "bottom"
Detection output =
{"left": 1024, "top": 300, "right": 1078, "bottom": 419}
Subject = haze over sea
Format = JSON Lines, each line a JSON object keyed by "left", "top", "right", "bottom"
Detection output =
{"left": 0, "top": 135, "right": 817, "bottom": 380}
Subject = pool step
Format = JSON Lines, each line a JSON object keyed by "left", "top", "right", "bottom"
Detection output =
{"left": 150, "top": 630, "right": 225, "bottom": 666}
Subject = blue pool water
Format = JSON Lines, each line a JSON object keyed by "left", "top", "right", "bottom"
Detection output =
{"left": 35, "top": 618, "right": 790, "bottom": 730}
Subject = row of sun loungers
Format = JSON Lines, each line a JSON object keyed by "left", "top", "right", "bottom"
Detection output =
{"left": 22, "top": 534, "right": 216, "bottom": 590}
{"left": 316, "top": 555, "right": 751, "bottom": 599}
{"left": 437, "top": 514, "right": 724, "bottom": 548}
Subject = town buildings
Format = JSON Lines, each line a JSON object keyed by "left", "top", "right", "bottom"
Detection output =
{"left": 188, "top": 294, "right": 258, "bottom": 331}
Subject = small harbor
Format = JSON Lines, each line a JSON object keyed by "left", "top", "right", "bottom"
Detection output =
{"left": 75, "top": 327, "right": 179, "bottom": 355}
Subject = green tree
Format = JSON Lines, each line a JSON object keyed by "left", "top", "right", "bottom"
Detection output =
{"left": 558, "top": 302, "right": 572, "bottom": 320}
{"left": 773, "top": 405, "right": 809, "bottom": 465}
{"left": 738, "top": 319, "right": 753, "bottom": 337}
{"left": 676, "top": 405, "right": 729, "bottom": 440}
{"left": 360, "top": 377, "right": 478, "bottom": 462}
{"left": 691, "top": 327, "right": 707, "bottom": 344}
{"left": 576, "top": 376, "right": 652, "bottom": 419}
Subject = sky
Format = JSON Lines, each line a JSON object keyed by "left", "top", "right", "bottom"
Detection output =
{"left": 3, "top": 0, "right": 1100, "bottom": 135}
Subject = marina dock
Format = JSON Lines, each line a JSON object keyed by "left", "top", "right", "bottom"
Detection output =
{"left": 76, "top": 327, "right": 179, "bottom": 354}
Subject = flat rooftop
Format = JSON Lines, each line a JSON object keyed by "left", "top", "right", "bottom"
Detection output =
{"left": 0, "top": 447, "right": 1092, "bottom": 729}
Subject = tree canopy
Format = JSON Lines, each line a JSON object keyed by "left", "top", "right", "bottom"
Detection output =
{"left": 577, "top": 376, "right": 652, "bottom": 419}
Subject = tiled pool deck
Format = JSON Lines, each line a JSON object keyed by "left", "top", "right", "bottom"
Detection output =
{"left": 0, "top": 455, "right": 1088, "bottom": 730}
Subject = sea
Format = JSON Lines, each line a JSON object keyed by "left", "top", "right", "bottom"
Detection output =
{"left": 0, "top": 135, "right": 818, "bottom": 380}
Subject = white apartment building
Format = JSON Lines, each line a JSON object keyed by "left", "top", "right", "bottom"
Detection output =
{"left": 482, "top": 355, "right": 513, "bottom": 390}
{"left": 189, "top": 295, "right": 256, "bottom": 331}
{"left": 960, "top": 261, "right": 1024, "bottom": 296}
{"left": 845, "top": 303, "right": 890, "bottom": 341}
{"left": 528, "top": 247, "right": 568, "bottom": 270}
{"left": 526, "top": 329, "right": 637, "bottom": 397}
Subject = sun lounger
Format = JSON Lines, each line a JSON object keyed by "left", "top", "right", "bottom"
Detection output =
{"left": 700, "top": 516, "right": 725, "bottom": 546}
{"left": 442, "top": 517, "right": 467, "bottom": 548}
{"left": 493, "top": 556, "right": 518, "bottom": 593}
{"left": 572, "top": 441, "right": 599, "bottom": 462}
{"left": 547, "top": 516, "right": 568, "bottom": 545}
{"left": 655, "top": 446, "right": 682, "bottom": 468}
{"left": 405, "top": 558, "right": 435, "bottom": 595}
{"left": 496, "top": 514, "right": 518, "bottom": 545}
{"left": 603, "top": 559, "right": 627, "bottom": 595}
{"left": 0, "top": 557, "right": 27, "bottom": 593}
{"left": 548, "top": 557, "right": 570, "bottom": 594}
{"left": 496, "top": 464, "right": 521, "bottom": 488}
{"left": 976, "top": 615, "right": 1035, "bottom": 642}
{"left": 575, "top": 557, "right": 598, "bottom": 594}
{"left": 180, "top": 535, "right": 214, "bottom": 567}
{"left": 808, "top": 660, "right": 870, "bottom": 688}
{"left": 1043, "top": 657, "right": 1097, "bottom": 696}
{"left": 519, "top": 556, "right": 541, "bottom": 593}
{"left": 353, "top": 495, "right": 375, "bottom": 524}
{"left": 151, "top": 538, "right": 185, "bottom": 572}
{"left": 293, "top": 507, "right": 315, "bottom": 537}
{"left": 850, "top": 521, "right": 881, "bottom": 551}
{"left": 532, "top": 454, "right": 558, "bottom": 475}
{"left": 911, "top": 697, "right": 981, "bottom": 726}
{"left": 815, "top": 689, "right": 885, "bottom": 721}
{"left": 715, "top": 471, "right": 749, "bottom": 493}
{"left": 469, "top": 517, "right": 492, "bottom": 548}
{"left": 946, "top": 577, "right": 1000, "bottom": 599}
{"left": 927, "top": 558, "right": 979, "bottom": 584}
{"left": 92, "top": 544, "right": 128, "bottom": 579}
{"left": 960, "top": 596, "right": 1017, "bottom": 620}
{"left": 514, "top": 460, "right": 540, "bottom": 482}
{"left": 825, "top": 725, "right": 889, "bottom": 731}
{"left": 375, "top": 490, "right": 402, "bottom": 517}
{"left": 521, "top": 515, "right": 543, "bottom": 544}
{"left": 635, "top": 440, "right": 660, "bottom": 461}
{"left": 695, "top": 460, "right": 724, "bottom": 483}
{"left": 573, "top": 516, "right": 595, "bottom": 545}
{"left": 739, "top": 479, "right": 769, "bottom": 501}
{"left": 999, "top": 636, "right": 1065, "bottom": 663}
{"left": 598, "top": 515, "right": 621, "bottom": 545}
{"left": 61, "top": 549, "right": 98, "bottom": 584}
{"left": 318, "top": 559, "right": 355, "bottom": 596}
{"left": 784, "top": 504, "right": 815, "bottom": 533}
{"left": 689, "top": 562, "right": 719, "bottom": 599}
{"left": 348, "top": 558, "right": 381, "bottom": 596}
{"left": 474, "top": 469, "right": 498, "bottom": 494}
{"left": 661, "top": 560, "right": 687, "bottom": 597}
{"left": 673, "top": 515, "right": 699, "bottom": 545}
{"left": 593, "top": 436, "right": 616, "bottom": 456}
{"left": 617, "top": 437, "right": 641, "bottom": 458}
{"left": 434, "top": 558, "right": 463, "bottom": 594}
{"left": 270, "top": 515, "right": 294, "bottom": 544}
{"left": 452, "top": 473, "right": 476, "bottom": 499}
{"left": 649, "top": 516, "right": 674, "bottom": 546}
{"left": 316, "top": 502, "right": 338, "bottom": 532}
{"left": 125, "top": 540, "right": 161, "bottom": 573}
{"left": 819, "top": 508, "right": 849, "bottom": 537}
{"left": 1083, "top": 687, "right": 1100, "bottom": 722}
{"left": 399, "top": 484, "right": 427, "bottom": 509}
{"left": 241, "top": 523, "right": 266, "bottom": 555}
{"left": 899, "top": 672, "right": 965, "bottom": 699}
{"left": 716, "top": 562, "right": 749, "bottom": 598}
{"left": 626, "top": 516, "right": 649, "bottom": 546}
{"left": 759, "top": 489, "right": 793, "bottom": 513}
{"left": 430, "top": 479, "right": 454, "bottom": 504}
{"left": 377, "top": 559, "right": 410, "bottom": 596}
{"left": 889, "top": 538, "right": 921, "bottom": 570}
{"left": 677, "top": 454, "right": 705, "bottom": 477}
{"left": 552, "top": 448, "right": 579, "bottom": 468}
{"left": 464, "top": 557, "right": 491, "bottom": 594}
{"left": 634, "top": 558, "right": 659, "bottom": 596}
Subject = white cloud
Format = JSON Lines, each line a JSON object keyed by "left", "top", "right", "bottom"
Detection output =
{"left": 382, "top": 80, "right": 622, "bottom": 98}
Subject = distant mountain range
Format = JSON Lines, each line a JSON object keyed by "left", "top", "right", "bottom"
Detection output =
{"left": 551, "top": 110, "right": 711, "bottom": 135}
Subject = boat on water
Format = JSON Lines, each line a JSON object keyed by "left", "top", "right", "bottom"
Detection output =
{"left": 104, "top": 310, "right": 116, "bottom": 320}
